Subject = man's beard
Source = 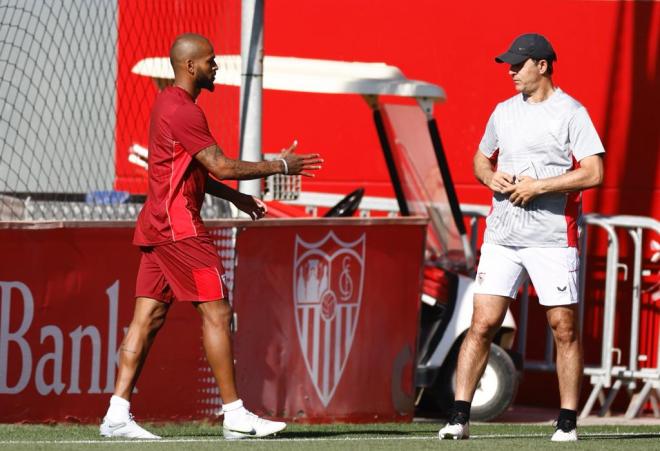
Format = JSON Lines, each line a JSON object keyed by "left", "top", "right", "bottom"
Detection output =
{"left": 200, "top": 76, "right": 215, "bottom": 91}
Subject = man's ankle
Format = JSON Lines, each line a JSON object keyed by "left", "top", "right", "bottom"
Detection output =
{"left": 106, "top": 395, "right": 130, "bottom": 423}
{"left": 450, "top": 400, "right": 471, "bottom": 424}
{"left": 223, "top": 399, "right": 245, "bottom": 419}
{"left": 557, "top": 408, "right": 577, "bottom": 429}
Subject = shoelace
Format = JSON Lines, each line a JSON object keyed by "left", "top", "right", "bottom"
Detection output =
{"left": 553, "top": 418, "right": 576, "bottom": 433}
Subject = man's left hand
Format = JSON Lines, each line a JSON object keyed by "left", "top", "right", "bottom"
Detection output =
{"left": 504, "top": 176, "right": 542, "bottom": 207}
{"left": 235, "top": 194, "right": 268, "bottom": 220}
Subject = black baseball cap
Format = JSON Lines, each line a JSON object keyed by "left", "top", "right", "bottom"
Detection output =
{"left": 495, "top": 33, "right": 557, "bottom": 65}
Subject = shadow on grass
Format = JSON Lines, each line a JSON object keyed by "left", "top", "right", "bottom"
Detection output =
{"left": 471, "top": 432, "right": 660, "bottom": 441}
{"left": 164, "top": 429, "right": 437, "bottom": 440}
{"left": 170, "top": 429, "right": 432, "bottom": 440}
{"left": 581, "top": 433, "right": 660, "bottom": 441}
{"left": 278, "top": 429, "right": 431, "bottom": 439}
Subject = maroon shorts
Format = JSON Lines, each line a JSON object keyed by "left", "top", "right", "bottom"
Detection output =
{"left": 135, "top": 235, "right": 227, "bottom": 303}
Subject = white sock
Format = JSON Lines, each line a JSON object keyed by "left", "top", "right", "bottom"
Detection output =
{"left": 222, "top": 399, "right": 244, "bottom": 419}
{"left": 106, "top": 395, "right": 130, "bottom": 423}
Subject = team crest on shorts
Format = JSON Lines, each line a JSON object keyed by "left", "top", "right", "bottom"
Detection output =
{"left": 477, "top": 272, "right": 485, "bottom": 284}
{"left": 293, "top": 231, "right": 366, "bottom": 406}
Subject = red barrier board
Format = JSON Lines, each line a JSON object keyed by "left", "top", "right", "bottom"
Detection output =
{"left": 0, "top": 227, "right": 206, "bottom": 423}
{"left": 0, "top": 219, "right": 426, "bottom": 423}
{"left": 232, "top": 221, "right": 426, "bottom": 422}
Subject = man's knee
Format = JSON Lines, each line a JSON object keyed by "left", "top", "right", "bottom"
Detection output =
{"left": 130, "top": 303, "right": 169, "bottom": 334}
{"left": 199, "top": 300, "right": 233, "bottom": 330}
{"left": 469, "top": 294, "right": 510, "bottom": 341}
{"left": 548, "top": 307, "right": 579, "bottom": 346}
{"left": 469, "top": 316, "right": 500, "bottom": 341}
{"left": 552, "top": 321, "right": 578, "bottom": 346}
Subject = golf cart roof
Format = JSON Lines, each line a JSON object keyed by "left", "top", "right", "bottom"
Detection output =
{"left": 132, "top": 55, "right": 446, "bottom": 101}
{"left": 131, "top": 54, "right": 470, "bottom": 272}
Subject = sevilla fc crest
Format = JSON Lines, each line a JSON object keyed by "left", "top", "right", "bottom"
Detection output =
{"left": 293, "top": 231, "right": 366, "bottom": 406}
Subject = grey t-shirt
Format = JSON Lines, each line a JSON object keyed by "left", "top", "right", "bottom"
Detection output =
{"left": 479, "top": 88, "right": 605, "bottom": 247}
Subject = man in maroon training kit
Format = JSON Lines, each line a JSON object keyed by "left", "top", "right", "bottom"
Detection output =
{"left": 100, "top": 33, "right": 323, "bottom": 440}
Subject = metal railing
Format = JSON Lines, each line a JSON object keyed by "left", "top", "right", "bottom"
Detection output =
{"left": 579, "top": 214, "right": 660, "bottom": 419}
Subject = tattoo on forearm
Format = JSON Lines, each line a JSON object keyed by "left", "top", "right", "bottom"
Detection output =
{"left": 197, "top": 145, "right": 276, "bottom": 180}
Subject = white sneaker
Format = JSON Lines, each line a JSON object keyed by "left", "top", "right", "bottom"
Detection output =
{"left": 438, "top": 421, "right": 469, "bottom": 440}
{"left": 100, "top": 414, "right": 161, "bottom": 439}
{"left": 551, "top": 421, "right": 578, "bottom": 442}
{"left": 223, "top": 408, "right": 286, "bottom": 440}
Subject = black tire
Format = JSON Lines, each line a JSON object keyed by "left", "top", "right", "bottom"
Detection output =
{"left": 426, "top": 342, "right": 518, "bottom": 421}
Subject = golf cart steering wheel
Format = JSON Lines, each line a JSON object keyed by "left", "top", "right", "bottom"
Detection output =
{"left": 324, "top": 188, "right": 365, "bottom": 217}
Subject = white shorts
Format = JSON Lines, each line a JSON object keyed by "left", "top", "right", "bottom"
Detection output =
{"left": 474, "top": 243, "right": 580, "bottom": 306}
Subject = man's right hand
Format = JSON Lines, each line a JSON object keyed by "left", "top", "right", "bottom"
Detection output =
{"left": 195, "top": 141, "right": 323, "bottom": 181}
{"left": 486, "top": 171, "right": 515, "bottom": 194}
{"left": 473, "top": 151, "right": 514, "bottom": 195}
{"left": 280, "top": 140, "right": 324, "bottom": 177}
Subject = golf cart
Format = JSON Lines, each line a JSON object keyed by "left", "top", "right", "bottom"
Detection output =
{"left": 132, "top": 55, "right": 520, "bottom": 421}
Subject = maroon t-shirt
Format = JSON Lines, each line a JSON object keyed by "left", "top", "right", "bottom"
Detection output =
{"left": 134, "top": 86, "right": 216, "bottom": 246}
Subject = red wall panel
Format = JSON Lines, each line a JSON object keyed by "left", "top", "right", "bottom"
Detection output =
{"left": 262, "top": 0, "right": 659, "bottom": 220}
{"left": 116, "top": 1, "right": 659, "bottom": 220}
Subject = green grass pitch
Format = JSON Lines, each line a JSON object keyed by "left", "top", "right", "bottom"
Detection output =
{"left": 1, "top": 422, "right": 659, "bottom": 450}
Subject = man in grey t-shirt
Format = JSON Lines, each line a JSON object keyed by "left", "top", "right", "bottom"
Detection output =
{"left": 439, "top": 33, "right": 604, "bottom": 442}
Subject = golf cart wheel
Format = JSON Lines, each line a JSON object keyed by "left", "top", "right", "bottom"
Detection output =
{"left": 457, "top": 343, "right": 518, "bottom": 421}
{"left": 425, "top": 342, "right": 518, "bottom": 421}
{"left": 434, "top": 344, "right": 518, "bottom": 421}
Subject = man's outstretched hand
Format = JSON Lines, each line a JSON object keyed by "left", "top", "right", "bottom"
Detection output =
{"left": 281, "top": 140, "right": 323, "bottom": 177}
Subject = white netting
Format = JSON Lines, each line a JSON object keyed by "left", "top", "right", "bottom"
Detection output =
{"left": 262, "top": 153, "right": 302, "bottom": 201}
{"left": 0, "top": 0, "right": 241, "bottom": 220}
